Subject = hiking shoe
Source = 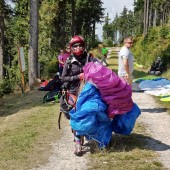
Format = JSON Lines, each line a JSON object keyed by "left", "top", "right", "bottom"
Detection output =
{"left": 74, "top": 143, "right": 82, "bottom": 156}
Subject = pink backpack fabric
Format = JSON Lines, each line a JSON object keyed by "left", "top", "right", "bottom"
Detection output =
{"left": 83, "top": 62, "right": 134, "bottom": 118}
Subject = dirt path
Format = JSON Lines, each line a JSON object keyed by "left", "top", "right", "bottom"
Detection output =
{"left": 133, "top": 92, "right": 170, "bottom": 169}
{"left": 32, "top": 120, "right": 91, "bottom": 170}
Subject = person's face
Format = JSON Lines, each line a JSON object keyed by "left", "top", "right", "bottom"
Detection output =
{"left": 66, "top": 46, "right": 71, "bottom": 53}
{"left": 71, "top": 43, "right": 84, "bottom": 56}
{"left": 60, "top": 50, "right": 64, "bottom": 54}
{"left": 125, "top": 39, "right": 133, "bottom": 48}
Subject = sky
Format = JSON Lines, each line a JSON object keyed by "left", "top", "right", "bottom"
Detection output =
{"left": 96, "top": 0, "right": 134, "bottom": 41}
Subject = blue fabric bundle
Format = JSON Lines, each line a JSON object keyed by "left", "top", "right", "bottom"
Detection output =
{"left": 69, "top": 82, "right": 141, "bottom": 147}
{"left": 111, "top": 103, "right": 141, "bottom": 135}
{"left": 69, "top": 82, "right": 112, "bottom": 147}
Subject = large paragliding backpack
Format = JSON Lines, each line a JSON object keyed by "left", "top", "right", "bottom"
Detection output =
{"left": 40, "top": 74, "right": 63, "bottom": 103}
{"left": 43, "top": 89, "right": 62, "bottom": 103}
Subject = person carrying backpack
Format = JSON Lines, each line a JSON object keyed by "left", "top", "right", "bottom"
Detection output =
{"left": 59, "top": 35, "right": 98, "bottom": 156}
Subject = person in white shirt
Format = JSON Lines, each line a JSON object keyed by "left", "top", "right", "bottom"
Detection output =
{"left": 118, "top": 37, "right": 134, "bottom": 85}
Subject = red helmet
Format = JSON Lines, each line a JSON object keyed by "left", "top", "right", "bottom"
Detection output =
{"left": 69, "top": 36, "right": 85, "bottom": 56}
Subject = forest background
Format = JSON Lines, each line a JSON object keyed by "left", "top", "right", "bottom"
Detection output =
{"left": 0, "top": 0, "right": 170, "bottom": 96}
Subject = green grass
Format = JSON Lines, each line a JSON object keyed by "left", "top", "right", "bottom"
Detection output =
{"left": 88, "top": 125, "right": 163, "bottom": 170}
{"left": 0, "top": 90, "right": 62, "bottom": 170}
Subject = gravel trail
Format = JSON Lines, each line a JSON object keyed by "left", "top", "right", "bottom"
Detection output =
{"left": 133, "top": 92, "right": 170, "bottom": 169}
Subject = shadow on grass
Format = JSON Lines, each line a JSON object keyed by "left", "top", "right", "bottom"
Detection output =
{"left": 90, "top": 133, "right": 170, "bottom": 154}
{"left": 0, "top": 89, "right": 56, "bottom": 117}
{"left": 111, "top": 68, "right": 118, "bottom": 73}
{"left": 140, "top": 108, "right": 167, "bottom": 113}
{"left": 133, "top": 69, "right": 148, "bottom": 79}
{"left": 108, "top": 63, "right": 118, "bottom": 67}
{"left": 110, "top": 55, "right": 118, "bottom": 59}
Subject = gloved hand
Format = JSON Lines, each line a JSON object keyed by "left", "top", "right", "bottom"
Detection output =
{"left": 79, "top": 73, "right": 84, "bottom": 80}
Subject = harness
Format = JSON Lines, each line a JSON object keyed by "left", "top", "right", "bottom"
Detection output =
{"left": 58, "top": 53, "right": 92, "bottom": 129}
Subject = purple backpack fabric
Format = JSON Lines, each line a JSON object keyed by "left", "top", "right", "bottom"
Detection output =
{"left": 83, "top": 62, "right": 134, "bottom": 118}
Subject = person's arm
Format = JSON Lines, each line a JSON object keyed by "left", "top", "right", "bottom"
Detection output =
{"left": 58, "top": 56, "right": 64, "bottom": 65}
{"left": 58, "top": 60, "right": 64, "bottom": 65}
{"left": 123, "top": 58, "right": 130, "bottom": 78}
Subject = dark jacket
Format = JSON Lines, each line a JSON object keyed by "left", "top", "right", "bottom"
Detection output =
{"left": 61, "top": 52, "right": 96, "bottom": 95}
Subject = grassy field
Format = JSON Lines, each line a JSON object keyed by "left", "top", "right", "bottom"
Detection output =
{"left": 0, "top": 47, "right": 169, "bottom": 170}
{"left": 0, "top": 90, "right": 64, "bottom": 170}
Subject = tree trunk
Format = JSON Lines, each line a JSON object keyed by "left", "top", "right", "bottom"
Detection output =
{"left": 28, "top": 0, "right": 39, "bottom": 90}
{"left": 92, "top": 20, "right": 95, "bottom": 46}
{"left": 0, "top": 0, "right": 4, "bottom": 80}
{"left": 148, "top": 2, "right": 152, "bottom": 27}
{"left": 143, "top": 0, "right": 147, "bottom": 36}
{"left": 160, "top": 4, "right": 163, "bottom": 25}
{"left": 153, "top": 8, "right": 157, "bottom": 27}
{"left": 71, "top": 0, "right": 76, "bottom": 36}
{"left": 145, "top": 0, "right": 150, "bottom": 33}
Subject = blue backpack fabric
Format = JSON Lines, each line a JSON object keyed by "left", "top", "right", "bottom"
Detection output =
{"left": 69, "top": 82, "right": 112, "bottom": 147}
{"left": 69, "top": 82, "right": 141, "bottom": 147}
{"left": 111, "top": 103, "right": 141, "bottom": 135}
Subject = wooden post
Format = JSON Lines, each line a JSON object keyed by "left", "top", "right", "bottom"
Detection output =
{"left": 18, "top": 47, "right": 26, "bottom": 93}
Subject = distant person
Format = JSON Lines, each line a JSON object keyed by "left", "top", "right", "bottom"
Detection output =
{"left": 118, "top": 37, "right": 134, "bottom": 86}
{"left": 57, "top": 49, "right": 64, "bottom": 76}
{"left": 57, "top": 44, "right": 71, "bottom": 76}
{"left": 101, "top": 44, "right": 109, "bottom": 66}
{"left": 62, "top": 43, "right": 71, "bottom": 64}
{"left": 148, "top": 57, "right": 165, "bottom": 76}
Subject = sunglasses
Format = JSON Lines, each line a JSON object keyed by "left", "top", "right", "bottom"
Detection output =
{"left": 72, "top": 44, "right": 83, "bottom": 48}
{"left": 66, "top": 47, "right": 71, "bottom": 50}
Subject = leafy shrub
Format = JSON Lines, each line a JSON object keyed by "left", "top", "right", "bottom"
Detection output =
{"left": 103, "top": 37, "right": 114, "bottom": 47}
{"left": 161, "top": 45, "right": 170, "bottom": 67}
{"left": 0, "top": 78, "right": 14, "bottom": 96}
{"left": 45, "top": 58, "right": 58, "bottom": 78}
{"left": 3, "top": 61, "right": 23, "bottom": 91}
{"left": 146, "top": 27, "right": 159, "bottom": 42}
{"left": 133, "top": 25, "right": 170, "bottom": 68}
{"left": 160, "top": 26, "right": 170, "bottom": 39}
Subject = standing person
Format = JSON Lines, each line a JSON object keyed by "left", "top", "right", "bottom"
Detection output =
{"left": 62, "top": 43, "right": 71, "bottom": 66}
{"left": 57, "top": 44, "right": 71, "bottom": 76}
{"left": 57, "top": 49, "right": 64, "bottom": 76}
{"left": 118, "top": 37, "right": 134, "bottom": 86}
{"left": 101, "top": 44, "right": 109, "bottom": 66}
{"left": 60, "top": 35, "right": 97, "bottom": 156}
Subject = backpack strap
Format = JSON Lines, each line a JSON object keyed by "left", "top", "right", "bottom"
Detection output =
{"left": 66, "top": 55, "right": 73, "bottom": 72}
